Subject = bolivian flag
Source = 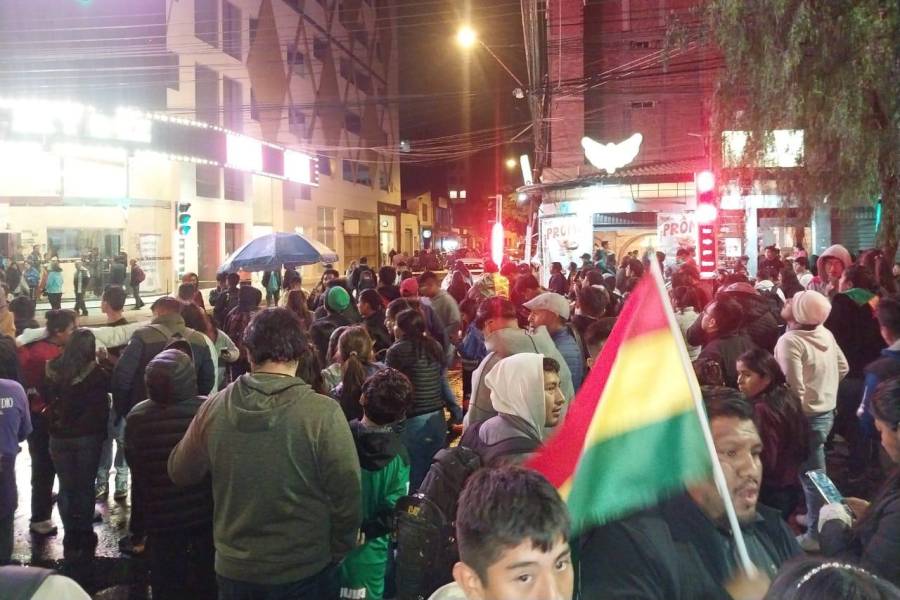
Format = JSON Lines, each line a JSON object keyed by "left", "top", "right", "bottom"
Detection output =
{"left": 527, "top": 265, "right": 711, "bottom": 533}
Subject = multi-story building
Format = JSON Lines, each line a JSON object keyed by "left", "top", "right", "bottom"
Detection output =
{"left": 0, "top": 0, "right": 400, "bottom": 299}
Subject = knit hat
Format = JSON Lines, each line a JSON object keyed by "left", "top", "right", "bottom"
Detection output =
{"left": 325, "top": 286, "right": 351, "bottom": 313}
{"left": 399, "top": 277, "right": 419, "bottom": 297}
{"left": 791, "top": 290, "right": 831, "bottom": 326}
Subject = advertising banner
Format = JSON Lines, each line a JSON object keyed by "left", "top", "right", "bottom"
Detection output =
{"left": 656, "top": 212, "right": 697, "bottom": 262}
{"left": 540, "top": 213, "right": 592, "bottom": 284}
{"left": 138, "top": 234, "right": 162, "bottom": 293}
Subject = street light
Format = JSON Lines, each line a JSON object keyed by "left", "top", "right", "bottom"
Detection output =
{"left": 505, "top": 158, "right": 517, "bottom": 169}
{"left": 456, "top": 26, "right": 477, "bottom": 49}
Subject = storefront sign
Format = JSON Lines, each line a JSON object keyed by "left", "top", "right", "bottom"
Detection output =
{"left": 657, "top": 213, "right": 697, "bottom": 261}
{"left": 541, "top": 213, "right": 592, "bottom": 278}
{"left": 3, "top": 100, "right": 152, "bottom": 144}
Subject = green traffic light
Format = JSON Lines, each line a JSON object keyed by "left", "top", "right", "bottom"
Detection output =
{"left": 179, "top": 225, "right": 192, "bottom": 236}
{"left": 178, "top": 214, "right": 191, "bottom": 225}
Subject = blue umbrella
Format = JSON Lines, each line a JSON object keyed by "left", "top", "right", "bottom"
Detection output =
{"left": 218, "top": 232, "right": 339, "bottom": 273}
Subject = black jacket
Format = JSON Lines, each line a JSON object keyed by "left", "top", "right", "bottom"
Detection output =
{"left": 579, "top": 494, "right": 801, "bottom": 599}
{"left": 824, "top": 292, "right": 885, "bottom": 378}
{"left": 697, "top": 332, "right": 757, "bottom": 388}
{"left": 821, "top": 473, "right": 900, "bottom": 587}
{"left": 309, "top": 311, "right": 352, "bottom": 365}
{"left": 363, "top": 311, "right": 392, "bottom": 356}
{"left": 0, "top": 335, "right": 21, "bottom": 382}
{"left": 125, "top": 349, "right": 213, "bottom": 534}
{"left": 43, "top": 362, "right": 111, "bottom": 439}
{"left": 687, "top": 292, "right": 781, "bottom": 353}
{"left": 385, "top": 340, "right": 444, "bottom": 417}
{"left": 111, "top": 314, "right": 215, "bottom": 418}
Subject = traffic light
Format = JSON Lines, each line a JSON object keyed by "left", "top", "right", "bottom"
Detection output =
{"left": 176, "top": 202, "right": 192, "bottom": 236}
{"left": 695, "top": 171, "right": 717, "bottom": 277}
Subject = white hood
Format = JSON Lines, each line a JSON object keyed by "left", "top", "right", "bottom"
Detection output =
{"left": 485, "top": 353, "right": 547, "bottom": 441}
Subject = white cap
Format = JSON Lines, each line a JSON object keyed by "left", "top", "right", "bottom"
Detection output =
{"left": 523, "top": 292, "right": 570, "bottom": 320}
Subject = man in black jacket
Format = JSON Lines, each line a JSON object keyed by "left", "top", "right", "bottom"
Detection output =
{"left": 310, "top": 287, "right": 353, "bottom": 365}
{"left": 696, "top": 297, "right": 757, "bottom": 388}
{"left": 579, "top": 388, "right": 800, "bottom": 599}
{"left": 125, "top": 348, "right": 215, "bottom": 598}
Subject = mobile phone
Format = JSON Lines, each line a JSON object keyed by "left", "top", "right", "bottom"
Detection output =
{"left": 806, "top": 469, "right": 843, "bottom": 504}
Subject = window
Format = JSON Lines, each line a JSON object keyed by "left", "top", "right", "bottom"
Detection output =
{"left": 630, "top": 100, "right": 656, "bottom": 109}
{"left": 379, "top": 168, "right": 389, "bottom": 191}
{"left": 284, "top": 181, "right": 311, "bottom": 210}
{"left": 317, "top": 206, "right": 336, "bottom": 250}
{"left": 355, "top": 70, "right": 371, "bottom": 93}
{"left": 250, "top": 88, "right": 259, "bottom": 121}
{"left": 195, "top": 65, "right": 219, "bottom": 126}
{"left": 250, "top": 17, "right": 258, "bottom": 45}
{"left": 345, "top": 112, "right": 361, "bottom": 136}
{"left": 342, "top": 159, "right": 354, "bottom": 182}
{"left": 223, "top": 76, "right": 242, "bottom": 131}
{"left": 356, "top": 163, "right": 371, "bottom": 186}
{"left": 48, "top": 228, "right": 123, "bottom": 260}
{"left": 196, "top": 164, "right": 221, "bottom": 198}
{"left": 195, "top": 0, "right": 219, "bottom": 47}
{"left": 223, "top": 1, "right": 242, "bottom": 59}
{"left": 318, "top": 154, "right": 332, "bottom": 176}
{"left": 375, "top": 40, "right": 384, "bottom": 62}
{"left": 313, "top": 37, "right": 328, "bottom": 60}
{"left": 286, "top": 44, "right": 305, "bottom": 77}
{"left": 420, "top": 202, "right": 427, "bottom": 222}
{"left": 353, "top": 28, "right": 368, "bottom": 48}
{"left": 285, "top": 0, "right": 301, "bottom": 10}
{"left": 289, "top": 105, "right": 306, "bottom": 136}
{"left": 339, "top": 57, "right": 353, "bottom": 81}
{"left": 629, "top": 39, "right": 661, "bottom": 50}
{"left": 224, "top": 168, "right": 245, "bottom": 201}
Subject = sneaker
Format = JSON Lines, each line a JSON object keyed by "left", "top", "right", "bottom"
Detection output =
{"left": 29, "top": 520, "right": 58, "bottom": 536}
{"left": 118, "top": 534, "right": 146, "bottom": 556}
{"left": 96, "top": 481, "right": 109, "bottom": 500}
{"left": 796, "top": 533, "right": 821, "bottom": 553}
{"left": 114, "top": 484, "right": 128, "bottom": 501}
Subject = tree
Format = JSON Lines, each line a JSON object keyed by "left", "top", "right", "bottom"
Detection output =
{"left": 704, "top": 1, "right": 899, "bottom": 256}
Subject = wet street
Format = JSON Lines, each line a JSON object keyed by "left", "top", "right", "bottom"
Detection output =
{"left": 10, "top": 449, "right": 152, "bottom": 598}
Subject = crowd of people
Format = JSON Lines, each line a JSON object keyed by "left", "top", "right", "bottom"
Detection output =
{"left": 0, "top": 242, "right": 899, "bottom": 600}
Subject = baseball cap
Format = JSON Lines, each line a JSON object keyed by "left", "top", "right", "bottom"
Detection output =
{"left": 399, "top": 277, "right": 419, "bottom": 297}
{"left": 325, "top": 286, "right": 351, "bottom": 313}
{"left": 523, "top": 292, "right": 570, "bottom": 320}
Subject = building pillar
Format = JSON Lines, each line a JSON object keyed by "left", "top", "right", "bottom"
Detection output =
{"left": 811, "top": 202, "right": 832, "bottom": 255}
{"left": 547, "top": 0, "right": 584, "bottom": 172}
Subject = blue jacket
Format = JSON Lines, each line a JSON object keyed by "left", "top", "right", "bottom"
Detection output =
{"left": 551, "top": 326, "right": 585, "bottom": 391}
{"left": 860, "top": 347, "right": 900, "bottom": 436}
{"left": 45, "top": 270, "right": 64, "bottom": 294}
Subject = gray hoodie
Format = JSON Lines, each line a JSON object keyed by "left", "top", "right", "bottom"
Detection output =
{"left": 464, "top": 326, "right": 573, "bottom": 428}
{"left": 808, "top": 244, "right": 852, "bottom": 298}
{"left": 168, "top": 372, "right": 362, "bottom": 584}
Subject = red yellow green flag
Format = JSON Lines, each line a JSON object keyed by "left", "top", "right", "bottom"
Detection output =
{"left": 527, "top": 269, "right": 711, "bottom": 533}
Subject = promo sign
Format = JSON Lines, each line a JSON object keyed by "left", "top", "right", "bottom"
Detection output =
{"left": 540, "top": 213, "right": 592, "bottom": 284}
{"left": 657, "top": 213, "right": 697, "bottom": 261}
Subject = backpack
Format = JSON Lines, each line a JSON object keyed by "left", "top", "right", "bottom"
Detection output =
{"left": 134, "top": 267, "right": 146, "bottom": 284}
{"left": 394, "top": 423, "right": 539, "bottom": 600}
{"left": 357, "top": 267, "right": 376, "bottom": 292}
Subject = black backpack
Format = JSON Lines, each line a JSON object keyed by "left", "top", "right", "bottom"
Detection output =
{"left": 357, "top": 267, "right": 376, "bottom": 292}
{"left": 394, "top": 423, "right": 539, "bottom": 600}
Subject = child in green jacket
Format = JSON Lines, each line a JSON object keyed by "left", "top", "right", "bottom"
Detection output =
{"left": 340, "top": 368, "right": 412, "bottom": 600}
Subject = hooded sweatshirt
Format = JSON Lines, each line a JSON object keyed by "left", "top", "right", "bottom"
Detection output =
{"left": 168, "top": 372, "right": 362, "bottom": 585}
{"left": 774, "top": 326, "right": 849, "bottom": 414}
{"left": 808, "top": 245, "right": 852, "bottom": 297}
{"left": 474, "top": 353, "right": 548, "bottom": 462}
{"left": 464, "top": 326, "right": 574, "bottom": 428}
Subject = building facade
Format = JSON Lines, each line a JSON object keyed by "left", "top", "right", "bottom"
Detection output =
{"left": 0, "top": 0, "right": 400, "bottom": 299}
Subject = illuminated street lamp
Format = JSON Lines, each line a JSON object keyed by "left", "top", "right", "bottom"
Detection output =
{"left": 456, "top": 25, "right": 526, "bottom": 90}
{"left": 505, "top": 157, "right": 517, "bottom": 169}
{"left": 456, "top": 26, "right": 477, "bottom": 49}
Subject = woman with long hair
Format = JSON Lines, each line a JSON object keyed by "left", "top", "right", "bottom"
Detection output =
{"left": 779, "top": 267, "right": 806, "bottom": 300}
{"left": 818, "top": 376, "right": 900, "bottom": 587}
{"left": 285, "top": 288, "right": 313, "bottom": 331}
{"left": 331, "top": 326, "right": 385, "bottom": 420}
{"left": 43, "top": 329, "right": 111, "bottom": 560}
{"left": 385, "top": 308, "right": 446, "bottom": 489}
{"left": 224, "top": 286, "right": 263, "bottom": 381}
{"left": 736, "top": 348, "right": 809, "bottom": 519}
{"left": 181, "top": 302, "right": 238, "bottom": 392}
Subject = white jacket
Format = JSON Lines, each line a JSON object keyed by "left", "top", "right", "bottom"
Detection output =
{"left": 775, "top": 326, "right": 849, "bottom": 414}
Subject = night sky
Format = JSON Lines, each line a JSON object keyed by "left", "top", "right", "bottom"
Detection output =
{"left": 397, "top": 0, "right": 531, "bottom": 228}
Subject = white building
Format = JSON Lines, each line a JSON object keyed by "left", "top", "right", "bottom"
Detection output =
{"left": 0, "top": 0, "right": 401, "bottom": 298}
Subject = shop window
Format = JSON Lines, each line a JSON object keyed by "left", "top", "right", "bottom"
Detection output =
{"left": 48, "top": 228, "right": 123, "bottom": 260}
{"left": 195, "top": 0, "right": 219, "bottom": 47}
{"left": 317, "top": 206, "right": 336, "bottom": 250}
{"left": 224, "top": 168, "right": 245, "bottom": 201}
{"left": 196, "top": 164, "right": 221, "bottom": 198}
{"left": 223, "top": 1, "right": 242, "bottom": 59}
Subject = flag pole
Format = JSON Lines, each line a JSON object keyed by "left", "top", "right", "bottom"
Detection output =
{"left": 648, "top": 259, "right": 758, "bottom": 576}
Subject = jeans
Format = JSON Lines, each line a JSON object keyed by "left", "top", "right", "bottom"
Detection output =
{"left": 217, "top": 564, "right": 339, "bottom": 600}
{"left": 97, "top": 408, "right": 128, "bottom": 489}
{"left": 148, "top": 526, "right": 216, "bottom": 600}
{"left": 800, "top": 410, "right": 834, "bottom": 538}
{"left": 74, "top": 293, "right": 87, "bottom": 315}
{"left": 400, "top": 410, "right": 446, "bottom": 491}
{"left": 132, "top": 283, "right": 144, "bottom": 308}
{"left": 47, "top": 293, "right": 62, "bottom": 310}
{"left": 440, "top": 372, "right": 463, "bottom": 424}
{"left": 50, "top": 435, "right": 104, "bottom": 537}
{"left": 27, "top": 412, "right": 55, "bottom": 523}
{"left": 0, "top": 512, "right": 12, "bottom": 563}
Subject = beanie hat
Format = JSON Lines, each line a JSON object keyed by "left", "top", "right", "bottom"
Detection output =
{"left": 325, "top": 286, "right": 351, "bottom": 313}
{"left": 791, "top": 290, "right": 832, "bottom": 326}
{"left": 400, "top": 277, "right": 419, "bottom": 297}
